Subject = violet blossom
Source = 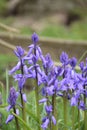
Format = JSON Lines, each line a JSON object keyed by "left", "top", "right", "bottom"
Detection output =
{"left": 6, "top": 87, "right": 19, "bottom": 124}
{"left": 41, "top": 105, "right": 56, "bottom": 130}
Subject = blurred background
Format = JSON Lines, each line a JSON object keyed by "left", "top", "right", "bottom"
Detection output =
{"left": 0, "top": 0, "right": 87, "bottom": 38}
{"left": 0, "top": 0, "right": 87, "bottom": 84}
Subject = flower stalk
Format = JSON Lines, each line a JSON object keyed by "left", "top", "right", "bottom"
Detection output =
{"left": 63, "top": 94, "right": 67, "bottom": 130}
{"left": 52, "top": 93, "right": 58, "bottom": 130}
{"left": 34, "top": 79, "right": 41, "bottom": 130}
{"left": 13, "top": 107, "right": 20, "bottom": 130}
{"left": 72, "top": 106, "right": 75, "bottom": 130}
{"left": 78, "top": 102, "right": 80, "bottom": 130}
{"left": 33, "top": 33, "right": 41, "bottom": 130}
{"left": 84, "top": 91, "right": 86, "bottom": 130}
{"left": 20, "top": 59, "right": 26, "bottom": 122}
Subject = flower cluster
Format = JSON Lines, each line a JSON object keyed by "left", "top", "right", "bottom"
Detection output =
{"left": 9, "top": 46, "right": 27, "bottom": 102}
{"left": 6, "top": 33, "right": 87, "bottom": 130}
{"left": 58, "top": 52, "right": 87, "bottom": 110}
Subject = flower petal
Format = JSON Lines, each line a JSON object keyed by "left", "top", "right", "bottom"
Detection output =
{"left": 6, "top": 115, "right": 14, "bottom": 124}
{"left": 22, "top": 93, "right": 27, "bottom": 102}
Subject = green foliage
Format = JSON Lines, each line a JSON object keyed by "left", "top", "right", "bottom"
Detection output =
{"left": 0, "top": 0, "right": 7, "bottom": 15}
{"left": 19, "top": 20, "right": 87, "bottom": 40}
{"left": 39, "top": 21, "right": 87, "bottom": 40}
{"left": 20, "top": 27, "right": 33, "bottom": 35}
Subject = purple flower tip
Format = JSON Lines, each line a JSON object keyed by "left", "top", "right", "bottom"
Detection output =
{"left": 70, "top": 57, "right": 77, "bottom": 68}
{"left": 6, "top": 114, "right": 14, "bottom": 124}
{"left": 41, "top": 118, "right": 49, "bottom": 129}
{"left": 60, "top": 52, "right": 69, "bottom": 65}
{"left": 45, "top": 105, "right": 52, "bottom": 114}
{"left": 22, "top": 93, "right": 27, "bottom": 102}
{"left": 31, "top": 33, "right": 39, "bottom": 43}
{"left": 16, "top": 109, "right": 19, "bottom": 115}
{"left": 39, "top": 98, "right": 47, "bottom": 104}
{"left": 52, "top": 116, "right": 56, "bottom": 125}
{"left": 8, "top": 87, "right": 18, "bottom": 108}
{"left": 79, "top": 61, "right": 84, "bottom": 71}
{"left": 14, "top": 46, "right": 24, "bottom": 58}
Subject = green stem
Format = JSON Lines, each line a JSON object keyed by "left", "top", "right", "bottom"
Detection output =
{"left": 20, "top": 91, "right": 26, "bottom": 121}
{"left": 34, "top": 45, "right": 41, "bottom": 130}
{"left": 12, "top": 112, "right": 32, "bottom": 130}
{"left": 35, "top": 80, "right": 41, "bottom": 130}
{"left": 49, "top": 119, "right": 52, "bottom": 130}
{"left": 72, "top": 106, "right": 75, "bottom": 130}
{"left": 63, "top": 95, "right": 67, "bottom": 130}
{"left": 20, "top": 59, "right": 26, "bottom": 125}
{"left": 6, "top": 69, "right": 9, "bottom": 103}
{"left": 52, "top": 93, "right": 58, "bottom": 130}
{"left": 84, "top": 110, "right": 86, "bottom": 130}
{"left": 84, "top": 92, "right": 86, "bottom": 130}
{"left": 78, "top": 105, "right": 80, "bottom": 130}
{"left": 13, "top": 107, "right": 20, "bottom": 130}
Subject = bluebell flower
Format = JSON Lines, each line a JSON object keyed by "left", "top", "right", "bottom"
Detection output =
{"left": 78, "top": 100, "right": 85, "bottom": 110}
{"left": 18, "top": 76, "right": 26, "bottom": 91}
{"left": 6, "top": 109, "right": 19, "bottom": 124}
{"left": 56, "top": 66, "right": 64, "bottom": 76}
{"left": 45, "top": 105, "right": 52, "bottom": 114}
{"left": 41, "top": 116, "right": 56, "bottom": 130}
{"left": 14, "top": 46, "right": 25, "bottom": 58}
{"left": 31, "top": 33, "right": 39, "bottom": 44}
{"left": 52, "top": 116, "right": 56, "bottom": 125}
{"left": 60, "top": 52, "right": 69, "bottom": 65}
{"left": 39, "top": 98, "right": 47, "bottom": 104}
{"left": 9, "top": 61, "right": 21, "bottom": 75}
{"left": 70, "top": 96, "right": 78, "bottom": 106}
{"left": 25, "top": 33, "right": 43, "bottom": 89}
{"left": 6, "top": 114, "right": 14, "bottom": 124}
{"left": 41, "top": 117, "right": 50, "bottom": 129}
{"left": 46, "top": 86, "right": 55, "bottom": 96}
{"left": 41, "top": 105, "right": 56, "bottom": 129}
{"left": 22, "top": 93, "right": 27, "bottom": 102}
{"left": 7, "top": 87, "right": 19, "bottom": 111}
{"left": 79, "top": 61, "right": 84, "bottom": 71}
{"left": 69, "top": 57, "right": 77, "bottom": 68}
{"left": 41, "top": 53, "right": 53, "bottom": 69}
{"left": 6, "top": 87, "right": 19, "bottom": 124}
{"left": 13, "top": 74, "right": 27, "bottom": 91}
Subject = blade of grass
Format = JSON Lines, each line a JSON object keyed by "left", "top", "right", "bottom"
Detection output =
{"left": 77, "top": 50, "right": 87, "bottom": 65}
{"left": 26, "top": 108, "right": 39, "bottom": 123}
{"left": 0, "top": 104, "right": 7, "bottom": 108}
{"left": 12, "top": 112, "right": 33, "bottom": 130}
{"left": 6, "top": 69, "right": 9, "bottom": 103}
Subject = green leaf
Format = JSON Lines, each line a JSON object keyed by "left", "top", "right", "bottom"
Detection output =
{"left": 26, "top": 108, "right": 40, "bottom": 124}
{"left": 0, "top": 104, "right": 7, "bottom": 108}
{"left": 12, "top": 112, "right": 33, "bottom": 130}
